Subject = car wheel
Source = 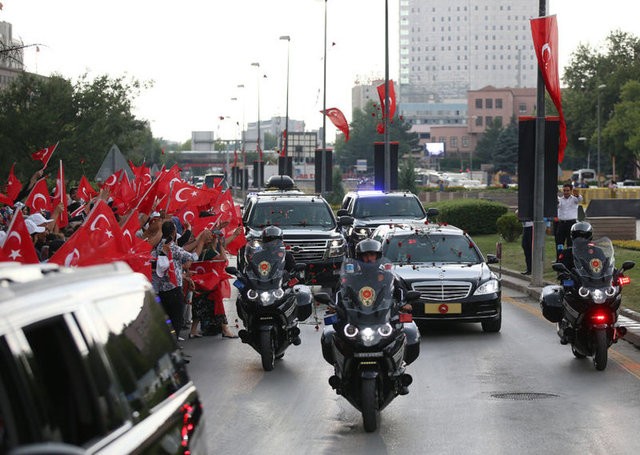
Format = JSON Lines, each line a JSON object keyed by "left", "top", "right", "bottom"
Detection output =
{"left": 481, "top": 312, "right": 501, "bottom": 333}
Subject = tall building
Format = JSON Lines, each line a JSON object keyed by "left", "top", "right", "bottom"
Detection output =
{"left": 0, "top": 21, "right": 25, "bottom": 90}
{"left": 399, "top": 0, "right": 539, "bottom": 102}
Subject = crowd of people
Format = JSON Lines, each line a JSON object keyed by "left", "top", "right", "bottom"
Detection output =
{"left": 0, "top": 162, "right": 246, "bottom": 348}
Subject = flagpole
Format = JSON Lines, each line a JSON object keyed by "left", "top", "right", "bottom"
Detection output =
{"left": 321, "top": 0, "right": 327, "bottom": 194}
{"left": 383, "top": 0, "right": 390, "bottom": 192}
{"left": 531, "top": 0, "right": 547, "bottom": 287}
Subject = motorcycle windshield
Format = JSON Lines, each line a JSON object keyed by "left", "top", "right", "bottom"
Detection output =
{"left": 571, "top": 237, "right": 615, "bottom": 286}
{"left": 339, "top": 258, "right": 395, "bottom": 325}
{"left": 244, "top": 239, "right": 286, "bottom": 289}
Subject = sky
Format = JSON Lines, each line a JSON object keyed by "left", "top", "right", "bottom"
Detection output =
{"left": 2, "top": 0, "right": 640, "bottom": 144}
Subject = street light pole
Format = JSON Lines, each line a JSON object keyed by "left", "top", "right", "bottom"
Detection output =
{"left": 383, "top": 0, "right": 391, "bottom": 192}
{"left": 236, "top": 84, "right": 246, "bottom": 196}
{"left": 280, "top": 36, "right": 291, "bottom": 163}
{"left": 597, "top": 84, "right": 606, "bottom": 182}
{"left": 321, "top": 0, "right": 328, "bottom": 194}
{"left": 251, "top": 62, "right": 262, "bottom": 191}
{"left": 578, "top": 136, "right": 589, "bottom": 169}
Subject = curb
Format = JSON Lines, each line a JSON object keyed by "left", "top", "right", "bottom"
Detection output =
{"left": 493, "top": 265, "right": 640, "bottom": 348}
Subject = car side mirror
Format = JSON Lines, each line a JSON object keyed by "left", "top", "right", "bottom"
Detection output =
{"left": 337, "top": 215, "right": 354, "bottom": 227}
{"left": 337, "top": 209, "right": 348, "bottom": 216}
{"left": 314, "top": 292, "right": 333, "bottom": 305}
{"left": 426, "top": 207, "right": 439, "bottom": 221}
{"left": 225, "top": 266, "right": 238, "bottom": 275}
{"left": 552, "top": 262, "right": 569, "bottom": 274}
{"left": 621, "top": 260, "right": 635, "bottom": 272}
{"left": 406, "top": 290, "right": 421, "bottom": 302}
{"left": 486, "top": 254, "right": 499, "bottom": 264}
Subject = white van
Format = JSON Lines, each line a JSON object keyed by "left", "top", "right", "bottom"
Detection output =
{"left": 571, "top": 168, "right": 597, "bottom": 185}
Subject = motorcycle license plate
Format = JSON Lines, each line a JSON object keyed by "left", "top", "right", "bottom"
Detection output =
{"left": 424, "top": 303, "right": 462, "bottom": 314}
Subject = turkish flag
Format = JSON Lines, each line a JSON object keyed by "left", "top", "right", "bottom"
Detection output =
{"left": 31, "top": 143, "right": 58, "bottom": 169}
{"left": 166, "top": 180, "right": 210, "bottom": 214}
{"left": 25, "top": 178, "right": 52, "bottom": 213}
{"left": 280, "top": 129, "right": 287, "bottom": 158}
{"left": 224, "top": 229, "right": 247, "bottom": 256}
{"left": 101, "top": 169, "right": 123, "bottom": 193}
{"left": 190, "top": 260, "right": 229, "bottom": 291}
{"left": 0, "top": 193, "right": 13, "bottom": 206}
{"left": 530, "top": 15, "right": 567, "bottom": 163}
{"left": 52, "top": 160, "right": 68, "bottom": 229}
{"left": 321, "top": 108, "right": 350, "bottom": 141}
{"left": 5, "top": 164, "right": 22, "bottom": 202}
{"left": 377, "top": 80, "right": 397, "bottom": 120}
{"left": 77, "top": 175, "right": 98, "bottom": 202}
{"left": 2, "top": 210, "right": 40, "bottom": 264}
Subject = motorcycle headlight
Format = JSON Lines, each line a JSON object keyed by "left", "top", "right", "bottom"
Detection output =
{"left": 360, "top": 327, "right": 376, "bottom": 346}
{"left": 344, "top": 324, "right": 358, "bottom": 338}
{"left": 377, "top": 323, "right": 393, "bottom": 337}
{"left": 605, "top": 286, "right": 617, "bottom": 297}
{"left": 273, "top": 288, "right": 284, "bottom": 300}
{"left": 247, "top": 289, "right": 258, "bottom": 300}
{"left": 475, "top": 279, "right": 499, "bottom": 295}
{"left": 578, "top": 287, "right": 590, "bottom": 298}
{"left": 591, "top": 288, "right": 606, "bottom": 304}
{"left": 329, "top": 238, "right": 345, "bottom": 257}
{"left": 259, "top": 291, "right": 277, "bottom": 305}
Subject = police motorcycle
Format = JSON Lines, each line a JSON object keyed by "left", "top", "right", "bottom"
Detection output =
{"left": 541, "top": 222, "right": 634, "bottom": 371}
{"left": 226, "top": 226, "right": 312, "bottom": 371}
{"left": 315, "top": 239, "right": 421, "bottom": 432}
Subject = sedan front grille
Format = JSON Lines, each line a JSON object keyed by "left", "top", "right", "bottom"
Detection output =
{"left": 412, "top": 280, "right": 472, "bottom": 301}
{"left": 286, "top": 239, "right": 328, "bottom": 262}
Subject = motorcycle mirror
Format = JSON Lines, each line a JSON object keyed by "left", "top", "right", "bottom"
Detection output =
{"left": 406, "top": 290, "right": 421, "bottom": 302}
{"left": 621, "top": 260, "right": 636, "bottom": 272}
{"left": 314, "top": 292, "right": 333, "bottom": 305}
{"left": 337, "top": 215, "right": 354, "bottom": 227}
{"left": 551, "top": 262, "right": 569, "bottom": 273}
{"left": 336, "top": 209, "right": 348, "bottom": 216}
{"left": 225, "top": 266, "right": 238, "bottom": 275}
{"left": 486, "top": 254, "right": 499, "bottom": 264}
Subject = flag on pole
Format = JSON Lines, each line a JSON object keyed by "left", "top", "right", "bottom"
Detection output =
{"left": 530, "top": 15, "right": 567, "bottom": 163}
{"left": 376, "top": 80, "right": 397, "bottom": 120}
{"left": 31, "top": 142, "right": 58, "bottom": 169}
{"left": 321, "top": 108, "right": 350, "bottom": 142}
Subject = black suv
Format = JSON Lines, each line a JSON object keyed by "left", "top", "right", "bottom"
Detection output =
{"left": 0, "top": 262, "right": 206, "bottom": 454}
{"left": 337, "top": 190, "right": 436, "bottom": 256}
{"left": 242, "top": 179, "right": 350, "bottom": 290}
{"left": 371, "top": 222, "right": 502, "bottom": 332}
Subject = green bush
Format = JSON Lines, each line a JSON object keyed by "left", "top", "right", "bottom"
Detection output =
{"left": 496, "top": 213, "right": 522, "bottom": 242}
{"left": 428, "top": 199, "right": 509, "bottom": 235}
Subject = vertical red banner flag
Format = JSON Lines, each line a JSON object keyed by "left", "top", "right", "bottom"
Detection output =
{"left": 53, "top": 160, "right": 69, "bottom": 228}
{"left": 530, "top": 14, "right": 567, "bottom": 163}
{"left": 321, "top": 108, "right": 350, "bottom": 142}
{"left": 376, "top": 79, "right": 397, "bottom": 120}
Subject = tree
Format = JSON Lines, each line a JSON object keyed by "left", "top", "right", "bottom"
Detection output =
{"left": 334, "top": 101, "right": 418, "bottom": 172}
{"left": 474, "top": 118, "right": 504, "bottom": 166}
{"left": 326, "top": 166, "right": 345, "bottom": 205}
{"left": 562, "top": 30, "right": 640, "bottom": 178}
{"left": 0, "top": 72, "right": 155, "bottom": 182}
{"left": 601, "top": 80, "right": 640, "bottom": 178}
{"left": 399, "top": 155, "right": 417, "bottom": 194}
{"left": 492, "top": 120, "right": 519, "bottom": 174}
{"left": 263, "top": 132, "right": 277, "bottom": 151}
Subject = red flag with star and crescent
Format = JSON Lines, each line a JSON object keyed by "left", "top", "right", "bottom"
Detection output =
{"left": 376, "top": 80, "right": 397, "bottom": 120}
{"left": 530, "top": 14, "right": 567, "bottom": 163}
{"left": 77, "top": 175, "right": 98, "bottom": 202}
{"left": 2, "top": 210, "right": 40, "bottom": 264}
{"left": 31, "top": 143, "right": 58, "bottom": 169}
{"left": 5, "top": 163, "right": 22, "bottom": 202}
{"left": 321, "top": 108, "right": 350, "bottom": 141}
{"left": 25, "top": 178, "right": 52, "bottom": 213}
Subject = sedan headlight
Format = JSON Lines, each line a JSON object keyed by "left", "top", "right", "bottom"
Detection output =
{"left": 474, "top": 279, "right": 500, "bottom": 295}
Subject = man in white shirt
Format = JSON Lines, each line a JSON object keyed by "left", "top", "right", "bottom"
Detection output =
{"left": 555, "top": 183, "right": 583, "bottom": 256}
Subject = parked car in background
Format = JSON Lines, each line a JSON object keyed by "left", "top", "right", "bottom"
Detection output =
{"left": 371, "top": 222, "right": 502, "bottom": 332}
{"left": 0, "top": 262, "right": 206, "bottom": 454}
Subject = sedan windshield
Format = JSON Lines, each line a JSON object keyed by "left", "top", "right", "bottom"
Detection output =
{"left": 248, "top": 201, "right": 336, "bottom": 229}
{"left": 382, "top": 233, "right": 482, "bottom": 264}
{"left": 353, "top": 196, "right": 425, "bottom": 218}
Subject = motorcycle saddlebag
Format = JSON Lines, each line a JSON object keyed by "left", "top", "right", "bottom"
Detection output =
{"left": 293, "top": 284, "right": 313, "bottom": 321}
{"left": 540, "top": 285, "right": 564, "bottom": 323}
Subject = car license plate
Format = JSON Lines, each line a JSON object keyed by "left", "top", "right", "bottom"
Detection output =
{"left": 424, "top": 303, "right": 462, "bottom": 314}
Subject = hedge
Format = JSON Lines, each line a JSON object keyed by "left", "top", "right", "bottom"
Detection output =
{"left": 427, "top": 199, "right": 509, "bottom": 235}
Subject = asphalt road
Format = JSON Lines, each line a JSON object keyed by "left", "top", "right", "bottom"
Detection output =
{"left": 183, "top": 286, "right": 640, "bottom": 455}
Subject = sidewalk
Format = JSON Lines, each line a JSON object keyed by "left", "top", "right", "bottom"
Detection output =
{"left": 494, "top": 266, "right": 640, "bottom": 348}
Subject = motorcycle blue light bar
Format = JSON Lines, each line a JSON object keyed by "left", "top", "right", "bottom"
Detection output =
{"left": 324, "top": 313, "right": 338, "bottom": 325}
{"left": 562, "top": 279, "right": 574, "bottom": 287}
{"left": 233, "top": 279, "right": 245, "bottom": 290}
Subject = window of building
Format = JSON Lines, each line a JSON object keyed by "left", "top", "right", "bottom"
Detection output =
{"left": 450, "top": 137, "right": 458, "bottom": 148}
{"left": 475, "top": 117, "right": 483, "bottom": 126}
{"left": 486, "top": 116, "right": 493, "bottom": 126}
{"left": 496, "top": 98, "right": 503, "bottom": 109}
{"left": 485, "top": 98, "right": 493, "bottom": 109}
{"left": 475, "top": 98, "right": 482, "bottom": 109}
{"left": 519, "top": 103, "right": 527, "bottom": 113}
{"left": 462, "top": 136, "right": 470, "bottom": 148}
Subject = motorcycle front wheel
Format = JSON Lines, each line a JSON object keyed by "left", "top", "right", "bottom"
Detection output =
{"left": 260, "top": 330, "right": 276, "bottom": 371}
{"left": 593, "top": 329, "right": 608, "bottom": 371}
{"left": 361, "top": 377, "right": 379, "bottom": 433}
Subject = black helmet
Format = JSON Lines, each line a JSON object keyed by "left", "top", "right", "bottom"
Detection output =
{"left": 571, "top": 221, "right": 593, "bottom": 241}
{"left": 355, "top": 239, "right": 383, "bottom": 260}
{"left": 261, "top": 225, "right": 283, "bottom": 243}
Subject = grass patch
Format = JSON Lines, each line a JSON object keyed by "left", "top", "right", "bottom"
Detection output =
{"left": 472, "top": 233, "right": 640, "bottom": 313}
